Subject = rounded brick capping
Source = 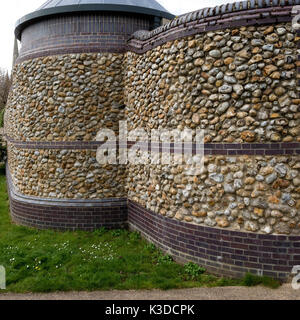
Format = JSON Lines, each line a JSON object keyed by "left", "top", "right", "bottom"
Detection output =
{"left": 7, "top": 166, "right": 128, "bottom": 231}
{"left": 128, "top": 201, "right": 300, "bottom": 281}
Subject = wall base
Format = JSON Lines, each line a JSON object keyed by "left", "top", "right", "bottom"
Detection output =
{"left": 7, "top": 167, "right": 127, "bottom": 231}
{"left": 6, "top": 166, "right": 300, "bottom": 280}
{"left": 128, "top": 201, "right": 300, "bottom": 281}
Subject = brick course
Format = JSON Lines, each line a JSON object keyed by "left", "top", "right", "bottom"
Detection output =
{"left": 17, "top": 13, "right": 152, "bottom": 63}
{"left": 5, "top": 136, "right": 300, "bottom": 156}
{"left": 7, "top": 164, "right": 300, "bottom": 280}
{"left": 128, "top": 200, "right": 300, "bottom": 280}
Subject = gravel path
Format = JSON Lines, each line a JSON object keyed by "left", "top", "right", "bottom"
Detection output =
{"left": 0, "top": 285, "right": 299, "bottom": 300}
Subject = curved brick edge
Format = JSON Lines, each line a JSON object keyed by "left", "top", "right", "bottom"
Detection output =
{"left": 6, "top": 165, "right": 128, "bottom": 231}
{"left": 5, "top": 136, "right": 300, "bottom": 156}
{"left": 14, "top": 3, "right": 298, "bottom": 63}
{"left": 128, "top": 4, "right": 294, "bottom": 53}
{"left": 128, "top": 200, "right": 300, "bottom": 281}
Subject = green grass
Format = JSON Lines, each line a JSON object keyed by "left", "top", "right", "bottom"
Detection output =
{"left": 0, "top": 109, "right": 4, "bottom": 128}
{"left": 0, "top": 172, "right": 280, "bottom": 293}
{"left": 241, "top": 273, "right": 280, "bottom": 289}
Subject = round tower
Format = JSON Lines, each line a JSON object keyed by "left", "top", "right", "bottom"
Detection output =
{"left": 15, "top": 0, "right": 174, "bottom": 62}
{"left": 5, "top": 0, "right": 174, "bottom": 231}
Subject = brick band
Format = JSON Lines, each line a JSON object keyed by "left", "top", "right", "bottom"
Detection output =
{"left": 128, "top": 200, "right": 300, "bottom": 280}
{"left": 6, "top": 163, "right": 300, "bottom": 280}
{"left": 6, "top": 136, "right": 300, "bottom": 156}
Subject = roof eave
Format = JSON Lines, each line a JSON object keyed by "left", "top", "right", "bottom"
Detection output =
{"left": 15, "top": 4, "right": 175, "bottom": 40}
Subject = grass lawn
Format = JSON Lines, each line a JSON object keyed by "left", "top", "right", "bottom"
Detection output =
{"left": 0, "top": 170, "right": 280, "bottom": 293}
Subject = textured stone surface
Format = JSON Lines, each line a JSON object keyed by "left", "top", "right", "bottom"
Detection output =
{"left": 7, "top": 144, "right": 126, "bottom": 199}
{"left": 5, "top": 22, "right": 300, "bottom": 236}
{"left": 123, "top": 23, "right": 300, "bottom": 235}
{"left": 127, "top": 156, "right": 300, "bottom": 235}
{"left": 125, "top": 24, "right": 299, "bottom": 143}
{"left": 6, "top": 53, "right": 124, "bottom": 141}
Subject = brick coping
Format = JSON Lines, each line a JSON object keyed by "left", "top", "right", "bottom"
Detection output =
{"left": 13, "top": 3, "right": 298, "bottom": 62}
{"left": 128, "top": 4, "right": 295, "bottom": 53}
{"left": 131, "top": 1, "right": 299, "bottom": 41}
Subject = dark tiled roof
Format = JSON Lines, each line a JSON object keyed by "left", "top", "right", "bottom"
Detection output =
{"left": 38, "top": 0, "right": 169, "bottom": 13}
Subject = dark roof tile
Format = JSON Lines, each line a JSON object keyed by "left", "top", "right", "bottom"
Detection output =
{"left": 15, "top": 0, "right": 174, "bottom": 39}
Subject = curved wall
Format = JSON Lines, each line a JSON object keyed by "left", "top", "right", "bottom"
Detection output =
{"left": 123, "top": 3, "right": 300, "bottom": 279}
{"left": 128, "top": 200, "right": 300, "bottom": 280}
{"left": 5, "top": 1, "right": 300, "bottom": 280}
{"left": 6, "top": 53, "right": 124, "bottom": 142}
{"left": 5, "top": 52, "right": 127, "bottom": 200}
{"left": 125, "top": 21, "right": 300, "bottom": 235}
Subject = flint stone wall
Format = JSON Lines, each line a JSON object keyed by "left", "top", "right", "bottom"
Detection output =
{"left": 5, "top": 5, "right": 300, "bottom": 237}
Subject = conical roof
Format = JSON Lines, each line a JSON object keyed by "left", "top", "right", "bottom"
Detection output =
{"left": 38, "top": 0, "right": 170, "bottom": 13}
{"left": 15, "top": 0, "right": 174, "bottom": 39}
